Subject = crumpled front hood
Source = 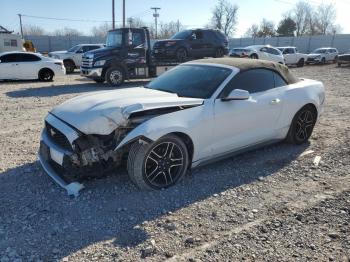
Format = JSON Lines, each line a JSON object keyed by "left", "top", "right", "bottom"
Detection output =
{"left": 50, "top": 87, "right": 204, "bottom": 135}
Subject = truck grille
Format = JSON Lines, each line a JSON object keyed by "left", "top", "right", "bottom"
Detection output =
{"left": 45, "top": 122, "right": 72, "bottom": 151}
{"left": 81, "top": 57, "right": 93, "bottom": 68}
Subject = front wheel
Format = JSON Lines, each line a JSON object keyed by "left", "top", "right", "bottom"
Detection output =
{"left": 127, "top": 134, "right": 189, "bottom": 190}
{"left": 214, "top": 48, "right": 224, "bottom": 58}
{"left": 250, "top": 53, "right": 258, "bottom": 59}
{"left": 176, "top": 48, "right": 188, "bottom": 62}
{"left": 286, "top": 105, "right": 317, "bottom": 145}
{"left": 297, "top": 58, "right": 304, "bottom": 67}
{"left": 38, "top": 69, "right": 54, "bottom": 82}
{"left": 63, "top": 60, "right": 75, "bottom": 74}
{"left": 106, "top": 67, "right": 125, "bottom": 86}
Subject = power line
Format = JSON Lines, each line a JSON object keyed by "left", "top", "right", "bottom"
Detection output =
{"left": 20, "top": 14, "right": 121, "bottom": 23}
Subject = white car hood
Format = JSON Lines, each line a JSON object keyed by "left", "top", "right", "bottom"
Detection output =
{"left": 50, "top": 87, "right": 204, "bottom": 135}
{"left": 308, "top": 53, "right": 321, "bottom": 58}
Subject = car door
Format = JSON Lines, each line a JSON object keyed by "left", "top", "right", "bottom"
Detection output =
{"left": 212, "top": 69, "right": 284, "bottom": 156}
{"left": 202, "top": 31, "right": 215, "bottom": 56}
{"left": 15, "top": 53, "right": 42, "bottom": 79}
{"left": 0, "top": 54, "right": 17, "bottom": 79}
{"left": 258, "top": 47, "right": 270, "bottom": 60}
{"left": 73, "top": 46, "right": 86, "bottom": 66}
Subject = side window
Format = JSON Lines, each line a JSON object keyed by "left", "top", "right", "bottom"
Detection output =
{"left": 89, "top": 45, "right": 101, "bottom": 51}
{"left": 269, "top": 48, "right": 280, "bottom": 55}
{"left": 273, "top": 72, "right": 287, "bottom": 88}
{"left": 221, "top": 69, "right": 275, "bottom": 97}
{"left": 194, "top": 31, "right": 203, "bottom": 40}
{"left": 19, "top": 54, "right": 41, "bottom": 62}
{"left": 132, "top": 32, "right": 144, "bottom": 47}
{"left": 82, "top": 46, "right": 90, "bottom": 53}
{"left": 0, "top": 54, "right": 18, "bottom": 62}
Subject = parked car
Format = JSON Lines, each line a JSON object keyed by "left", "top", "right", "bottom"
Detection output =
{"left": 49, "top": 44, "right": 104, "bottom": 73}
{"left": 306, "top": 47, "right": 338, "bottom": 64}
{"left": 245, "top": 45, "right": 285, "bottom": 64}
{"left": 152, "top": 29, "right": 229, "bottom": 62}
{"left": 38, "top": 58, "right": 324, "bottom": 195}
{"left": 337, "top": 50, "right": 350, "bottom": 66}
{"left": 277, "top": 46, "right": 307, "bottom": 67}
{"left": 229, "top": 47, "right": 250, "bottom": 58}
{"left": 0, "top": 51, "right": 65, "bottom": 81}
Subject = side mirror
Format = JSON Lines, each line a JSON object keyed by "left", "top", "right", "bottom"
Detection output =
{"left": 222, "top": 89, "right": 250, "bottom": 101}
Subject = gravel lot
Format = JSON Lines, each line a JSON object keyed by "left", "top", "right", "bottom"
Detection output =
{"left": 0, "top": 64, "right": 349, "bottom": 261}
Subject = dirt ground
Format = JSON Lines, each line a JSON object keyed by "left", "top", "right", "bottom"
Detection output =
{"left": 0, "top": 64, "right": 349, "bottom": 262}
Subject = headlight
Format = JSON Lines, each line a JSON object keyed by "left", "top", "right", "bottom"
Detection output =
{"left": 165, "top": 41, "right": 177, "bottom": 47}
{"left": 94, "top": 60, "right": 106, "bottom": 67}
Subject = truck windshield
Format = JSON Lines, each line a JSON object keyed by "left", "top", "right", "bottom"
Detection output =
{"left": 106, "top": 30, "right": 123, "bottom": 47}
{"left": 145, "top": 65, "right": 232, "bottom": 99}
{"left": 171, "top": 30, "right": 191, "bottom": 40}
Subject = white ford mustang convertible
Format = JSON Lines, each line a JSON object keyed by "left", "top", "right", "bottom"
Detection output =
{"left": 38, "top": 58, "right": 325, "bottom": 195}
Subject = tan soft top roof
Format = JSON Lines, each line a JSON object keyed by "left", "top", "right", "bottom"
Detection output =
{"left": 190, "top": 57, "right": 299, "bottom": 84}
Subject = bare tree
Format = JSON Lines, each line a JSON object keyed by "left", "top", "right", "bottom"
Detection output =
{"left": 23, "top": 24, "right": 45, "bottom": 36}
{"left": 91, "top": 22, "right": 112, "bottom": 37}
{"left": 53, "top": 27, "right": 83, "bottom": 37}
{"left": 158, "top": 21, "right": 184, "bottom": 39}
{"left": 316, "top": 3, "right": 336, "bottom": 35}
{"left": 244, "top": 24, "right": 259, "bottom": 38}
{"left": 127, "top": 17, "right": 147, "bottom": 28}
{"left": 210, "top": 0, "right": 239, "bottom": 36}
{"left": 257, "top": 19, "right": 275, "bottom": 37}
{"left": 292, "top": 1, "right": 312, "bottom": 36}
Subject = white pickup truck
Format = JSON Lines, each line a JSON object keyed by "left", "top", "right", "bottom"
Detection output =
{"left": 277, "top": 46, "right": 307, "bottom": 67}
{"left": 48, "top": 44, "right": 104, "bottom": 73}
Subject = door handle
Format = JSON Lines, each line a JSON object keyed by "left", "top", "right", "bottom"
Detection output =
{"left": 270, "top": 98, "right": 281, "bottom": 105}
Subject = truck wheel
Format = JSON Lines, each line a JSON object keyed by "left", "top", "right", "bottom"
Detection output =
{"left": 176, "top": 48, "right": 188, "bottom": 62}
{"left": 64, "top": 60, "right": 75, "bottom": 74}
{"left": 297, "top": 58, "right": 304, "bottom": 67}
{"left": 127, "top": 134, "right": 189, "bottom": 190}
{"left": 214, "top": 48, "right": 224, "bottom": 58}
{"left": 106, "top": 67, "right": 125, "bottom": 86}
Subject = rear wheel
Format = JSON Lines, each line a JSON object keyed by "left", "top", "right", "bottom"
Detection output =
{"left": 176, "top": 48, "right": 188, "bottom": 62}
{"left": 214, "top": 48, "right": 224, "bottom": 58}
{"left": 38, "top": 69, "right": 54, "bottom": 81}
{"left": 321, "top": 57, "right": 326, "bottom": 65}
{"left": 127, "top": 134, "right": 189, "bottom": 190}
{"left": 286, "top": 105, "right": 317, "bottom": 145}
{"left": 250, "top": 53, "right": 258, "bottom": 59}
{"left": 297, "top": 58, "right": 304, "bottom": 67}
{"left": 63, "top": 60, "right": 75, "bottom": 74}
{"left": 106, "top": 67, "right": 125, "bottom": 86}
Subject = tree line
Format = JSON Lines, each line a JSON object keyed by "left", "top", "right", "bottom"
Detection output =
{"left": 22, "top": 0, "right": 341, "bottom": 39}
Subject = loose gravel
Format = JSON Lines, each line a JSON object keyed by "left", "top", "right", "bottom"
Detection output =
{"left": 0, "top": 65, "right": 349, "bottom": 261}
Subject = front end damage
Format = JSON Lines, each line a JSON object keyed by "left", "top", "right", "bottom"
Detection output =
{"left": 38, "top": 103, "right": 201, "bottom": 196}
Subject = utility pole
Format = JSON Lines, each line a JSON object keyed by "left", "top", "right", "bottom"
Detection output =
{"left": 177, "top": 19, "right": 180, "bottom": 32}
{"left": 112, "top": 0, "right": 115, "bottom": 29}
{"left": 151, "top": 7, "right": 160, "bottom": 39}
{"left": 18, "top": 14, "right": 23, "bottom": 38}
{"left": 122, "top": 0, "right": 126, "bottom": 27}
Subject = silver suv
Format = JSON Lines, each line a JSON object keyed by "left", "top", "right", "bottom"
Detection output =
{"left": 49, "top": 44, "right": 104, "bottom": 73}
{"left": 306, "top": 47, "right": 338, "bottom": 65}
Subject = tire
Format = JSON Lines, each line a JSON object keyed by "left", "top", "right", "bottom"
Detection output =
{"left": 176, "top": 48, "right": 188, "bottom": 62}
{"left": 297, "top": 58, "right": 304, "bottom": 67}
{"left": 286, "top": 105, "right": 317, "bottom": 145}
{"left": 250, "top": 53, "right": 258, "bottom": 59}
{"left": 63, "top": 60, "right": 75, "bottom": 74}
{"left": 38, "top": 69, "right": 54, "bottom": 82}
{"left": 106, "top": 67, "right": 125, "bottom": 86}
{"left": 321, "top": 57, "right": 326, "bottom": 65}
{"left": 214, "top": 48, "right": 224, "bottom": 58}
{"left": 337, "top": 62, "right": 341, "bottom": 67}
{"left": 127, "top": 134, "right": 189, "bottom": 190}
{"left": 93, "top": 78, "right": 105, "bottom": 83}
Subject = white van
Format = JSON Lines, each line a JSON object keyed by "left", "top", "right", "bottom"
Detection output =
{"left": 0, "top": 33, "right": 24, "bottom": 52}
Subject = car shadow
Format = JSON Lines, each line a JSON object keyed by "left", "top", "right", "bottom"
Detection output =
{"left": 0, "top": 141, "right": 309, "bottom": 260}
{"left": 5, "top": 80, "right": 150, "bottom": 98}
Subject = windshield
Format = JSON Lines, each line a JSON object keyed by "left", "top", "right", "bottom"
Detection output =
{"left": 68, "top": 45, "right": 80, "bottom": 52}
{"left": 171, "top": 30, "right": 191, "bottom": 40}
{"left": 313, "top": 49, "right": 326, "bottom": 54}
{"left": 145, "top": 65, "right": 232, "bottom": 99}
{"left": 106, "top": 30, "right": 123, "bottom": 47}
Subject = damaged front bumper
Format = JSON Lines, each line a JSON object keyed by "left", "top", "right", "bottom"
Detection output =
{"left": 38, "top": 114, "right": 85, "bottom": 196}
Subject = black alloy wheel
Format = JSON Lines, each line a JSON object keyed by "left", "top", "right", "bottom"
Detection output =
{"left": 287, "top": 105, "right": 316, "bottom": 144}
{"left": 144, "top": 142, "right": 185, "bottom": 188}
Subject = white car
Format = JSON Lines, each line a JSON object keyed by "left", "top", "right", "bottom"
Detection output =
{"left": 306, "top": 47, "right": 339, "bottom": 64}
{"left": 49, "top": 44, "right": 104, "bottom": 73}
{"left": 38, "top": 58, "right": 324, "bottom": 195}
{"left": 245, "top": 45, "right": 285, "bottom": 64}
{"left": 277, "top": 46, "right": 307, "bottom": 67}
{"left": 0, "top": 52, "right": 65, "bottom": 81}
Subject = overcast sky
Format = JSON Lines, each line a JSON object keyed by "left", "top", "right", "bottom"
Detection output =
{"left": 1, "top": 0, "right": 349, "bottom": 37}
